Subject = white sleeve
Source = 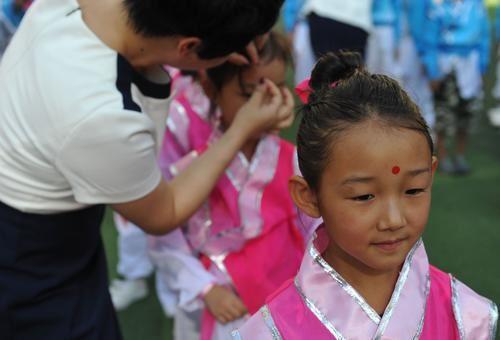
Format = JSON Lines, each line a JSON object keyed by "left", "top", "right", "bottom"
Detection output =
{"left": 55, "top": 109, "right": 162, "bottom": 204}
{"left": 149, "top": 229, "right": 217, "bottom": 313}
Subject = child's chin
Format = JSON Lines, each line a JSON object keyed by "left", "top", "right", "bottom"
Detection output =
{"left": 369, "top": 255, "right": 407, "bottom": 274}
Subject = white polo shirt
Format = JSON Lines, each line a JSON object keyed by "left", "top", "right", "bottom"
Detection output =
{"left": 0, "top": 0, "right": 172, "bottom": 213}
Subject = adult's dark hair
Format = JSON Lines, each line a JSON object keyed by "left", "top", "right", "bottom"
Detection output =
{"left": 122, "top": 0, "right": 284, "bottom": 59}
{"left": 297, "top": 51, "right": 434, "bottom": 191}
{"left": 206, "top": 31, "right": 292, "bottom": 93}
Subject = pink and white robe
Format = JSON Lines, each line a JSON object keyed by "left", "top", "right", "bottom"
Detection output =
{"left": 233, "top": 226, "right": 498, "bottom": 340}
{"left": 149, "top": 75, "right": 319, "bottom": 340}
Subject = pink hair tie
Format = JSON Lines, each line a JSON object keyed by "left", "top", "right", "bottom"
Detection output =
{"left": 294, "top": 78, "right": 339, "bottom": 104}
{"left": 295, "top": 78, "right": 312, "bottom": 104}
{"left": 330, "top": 81, "right": 339, "bottom": 88}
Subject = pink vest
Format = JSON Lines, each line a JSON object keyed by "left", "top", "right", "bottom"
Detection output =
{"left": 234, "top": 228, "right": 498, "bottom": 340}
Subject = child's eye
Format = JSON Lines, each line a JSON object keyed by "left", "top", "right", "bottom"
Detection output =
{"left": 406, "top": 188, "right": 425, "bottom": 196}
{"left": 351, "top": 194, "right": 374, "bottom": 201}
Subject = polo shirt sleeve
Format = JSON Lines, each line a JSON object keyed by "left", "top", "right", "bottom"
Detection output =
{"left": 55, "top": 109, "right": 162, "bottom": 205}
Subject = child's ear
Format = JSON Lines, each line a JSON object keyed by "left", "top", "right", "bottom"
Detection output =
{"left": 177, "top": 37, "right": 202, "bottom": 57}
{"left": 431, "top": 156, "right": 438, "bottom": 176}
{"left": 289, "top": 175, "right": 321, "bottom": 218}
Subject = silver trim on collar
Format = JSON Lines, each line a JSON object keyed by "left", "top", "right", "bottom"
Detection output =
{"left": 294, "top": 278, "right": 346, "bottom": 340}
{"left": 310, "top": 243, "right": 381, "bottom": 324}
{"left": 450, "top": 275, "right": 466, "bottom": 340}
{"left": 489, "top": 301, "right": 498, "bottom": 340}
{"left": 374, "top": 238, "right": 423, "bottom": 338}
{"left": 412, "top": 273, "right": 431, "bottom": 340}
{"left": 260, "top": 305, "right": 283, "bottom": 340}
{"left": 231, "top": 330, "right": 242, "bottom": 340}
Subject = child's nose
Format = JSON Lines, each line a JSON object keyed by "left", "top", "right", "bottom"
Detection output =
{"left": 377, "top": 199, "right": 406, "bottom": 231}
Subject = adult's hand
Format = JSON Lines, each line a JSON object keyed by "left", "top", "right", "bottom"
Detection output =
{"left": 228, "top": 33, "right": 270, "bottom": 65}
{"left": 231, "top": 79, "right": 295, "bottom": 138}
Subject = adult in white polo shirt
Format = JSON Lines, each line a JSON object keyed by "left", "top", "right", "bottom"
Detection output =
{"left": 303, "top": 0, "right": 373, "bottom": 58}
{"left": 0, "top": 0, "right": 291, "bottom": 338}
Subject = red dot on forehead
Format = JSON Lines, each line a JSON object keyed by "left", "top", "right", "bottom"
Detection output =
{"left": 392, "top": 166, "right": 401, "bottom": 175}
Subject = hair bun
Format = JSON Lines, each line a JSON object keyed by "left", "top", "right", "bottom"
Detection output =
{"left": 309, "top": 51, "right": 363, "bottom": 91}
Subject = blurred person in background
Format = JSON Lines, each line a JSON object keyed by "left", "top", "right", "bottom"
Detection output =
{"left": 398, "top": 0, "right": 436, "bottom": 130}
{"left": 366, "top": 0, "right": 400, "bottom": 77}
{"left": 108, "top": 214, "right": 154, "bottom": 311}
{"left": 412, "top": 0, "right": 490, "bottom": 175}
{"left": 283, "top": 0, "right": 316, "bottom": 84}
{"left": 0, "top": 0, "right": 31, "bottom": 60}
{"left": 488, "top": 3, "right": 500, "bottom": 127}
{"left": 302, "top": 0, "right": 373, "bottom": 59}
{"left": 367, "top": 0, "right": 436, "bottom": 129}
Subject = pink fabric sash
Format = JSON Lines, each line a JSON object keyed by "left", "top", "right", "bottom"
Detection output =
{"left": 201, "top": 140, "right": 305, "bottom": 339}
{"left": 420, "top": 266, "right": 460, "bottom": 339}
{"left": 225, "top": 140, "right": 304, "bottom": 314}
{"left": 268, "top": 279, "right": 334, "bottom": 339}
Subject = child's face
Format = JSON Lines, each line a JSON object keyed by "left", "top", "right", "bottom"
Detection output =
{"left": 317, "top": 121, "right": 436, "bottom": 273}
{"left": 216, "top": 58, "right": 286, "bottom": 134}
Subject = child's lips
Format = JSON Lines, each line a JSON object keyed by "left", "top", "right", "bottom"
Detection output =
{"left": 371, "top": 237, "right": 408, "bottom": 252}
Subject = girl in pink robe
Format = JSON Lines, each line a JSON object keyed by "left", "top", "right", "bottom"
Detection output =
{"left": 149, "top": 33, "right": 319, "bottom": 340}
{"left": 233, "top": 51, "right": 498, "bottom": 340}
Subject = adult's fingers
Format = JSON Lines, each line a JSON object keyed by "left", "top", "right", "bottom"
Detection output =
{"left": 255, "top": 33, "right": 270, "bottom": 50}
{"left": 275, "top": 87, "right": 295, "bottom": 128}
{"left": 275, "top": 111, "right": 295, "bottom": 130}
{"left": 280, "top": 87, "right": 294, "bottom": 116}
{"left": 246, "top": 41, "right": 259, "bottom": 64}
{"left": 228, "top": 52, "right": 250, "bottom": 66}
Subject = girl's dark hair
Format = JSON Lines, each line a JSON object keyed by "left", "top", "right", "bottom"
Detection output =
{"left": 298, "top": 51, "right": 434, "bottom": 190}
{"left": 123, "top": 0, "right": 284, "bottom": 59}
{"left": 206, "top": 31, "right": 292, "bottom": 92}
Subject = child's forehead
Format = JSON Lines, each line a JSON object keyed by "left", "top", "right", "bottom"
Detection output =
{"left": 241, "top": 59, "right": 286, "bottom": 83}
{"left": 326, "top": 123, "right": 431, "bottom": 174}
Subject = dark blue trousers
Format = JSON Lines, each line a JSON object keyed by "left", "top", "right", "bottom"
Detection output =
{"left": 307, "top": 12, "right": 369, "bottom": 59}
{"left": 0, "top": 201, "right": 122, "bottom": 340}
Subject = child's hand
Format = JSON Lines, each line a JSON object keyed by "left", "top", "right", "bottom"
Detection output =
{"left": 203, "top": 285, "right": 247, "bottom": 324}
{"left": 231, "top": 79, "right": 295, "bottom": 138}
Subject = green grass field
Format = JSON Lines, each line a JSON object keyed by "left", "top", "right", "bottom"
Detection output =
{"left": 101, "top": 54, "right": 500, "bottom": 340}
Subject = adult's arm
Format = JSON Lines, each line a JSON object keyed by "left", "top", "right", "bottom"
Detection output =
{"left": 112, "top": 81, "right": 294, "bottom": 235}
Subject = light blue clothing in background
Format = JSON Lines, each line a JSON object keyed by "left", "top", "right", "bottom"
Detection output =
{"left": 0, "top": 0, "right": 28, "bottom": 59}
{"left": 2, "top": 0, "right": 25, "bottom": 28}
{"left": 282, "top": 0, "right": 305, "bottom": 33}
{"left": 372, "top": 0, "right": 400, "bottom": 26}
{"left": 371, "top": 0, "right": 404, "bottom": 44}
{"left": 409, "top": 0, "right": 490, "bottom": 80}
{"left": 496, "top": 5, "right": 500, "bottom": 41}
